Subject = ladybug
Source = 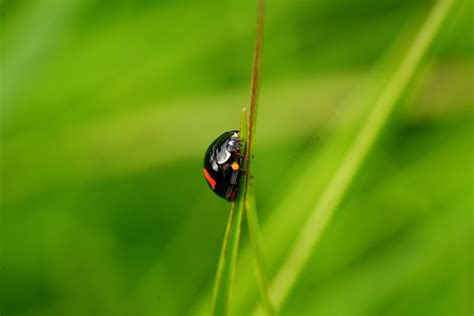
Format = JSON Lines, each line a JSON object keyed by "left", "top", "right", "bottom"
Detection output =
{"left": 203, "top": 130, "right": 242, "bottom": 201}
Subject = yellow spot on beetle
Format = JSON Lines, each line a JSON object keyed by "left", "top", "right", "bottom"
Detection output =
{"left": 231, "top": 162, "right": 240, "bottom": 171}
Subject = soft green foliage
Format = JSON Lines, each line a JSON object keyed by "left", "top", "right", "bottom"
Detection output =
{"left": 0, "top": 0, "right": 472, "bottom": 315}
{"left": 263, "top": 0, "right": 456, "bottom": 312}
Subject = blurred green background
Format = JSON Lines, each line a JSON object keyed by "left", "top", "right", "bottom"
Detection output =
{"left": 1, "top": 0, "right": 472, "bottom": 315}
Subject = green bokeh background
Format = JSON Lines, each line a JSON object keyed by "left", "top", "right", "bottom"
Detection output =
{"left": 1, "top": 0, "right": 472, "bottom": 315}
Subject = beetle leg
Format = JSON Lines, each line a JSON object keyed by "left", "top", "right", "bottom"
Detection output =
{"left": 230, "top": 170, "right": 239, "bottom": 185}
{"left": 226, "top": 187, "right": 237, "bottom": 201}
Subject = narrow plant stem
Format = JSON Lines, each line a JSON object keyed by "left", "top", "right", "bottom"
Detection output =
{"left": 246, "top": 179, "right": 274, "bottom": 315}
{"left": 245, "top": 0, "right": 264, "bottom": 161}
{"left": 211, "top": 109, "right": 248, "bottom": 316}
{"left": 242, "top": 0, "right": 272, "bottom": 313}
{"left": 211, "top": 0, "right": 266, "bottom": 313}
{"left": 211, "top": 202, "right": 237, "bottom": 315}
{"left": 261, "top": 0, "right": 455, "bottom": 313}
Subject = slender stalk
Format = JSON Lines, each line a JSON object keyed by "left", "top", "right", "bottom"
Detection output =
{"left": 261, "top": 0, "right": 456, "bottom": 313}
{"left": 246, "top": 0, "right": 264, "bottom": 156}
{"left": 211, "top": 0, "right": 267, "bottom": 314}
{"left": 242, "top": 0, "right": 273, "bottom": 313}
{"left": 211, "top": 109, "right": 248, "bottom": 315}
{"left": 246, "top": 178, "right": 274, "bottom": 315}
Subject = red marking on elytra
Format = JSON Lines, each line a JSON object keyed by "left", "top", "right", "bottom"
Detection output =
{"left": 203, "top": 168, "right": 217, "bottom": 190}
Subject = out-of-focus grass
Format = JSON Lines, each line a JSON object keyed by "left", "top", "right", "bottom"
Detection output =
{"left": 1, "top": 0, "right": 472, "bottom": 315}
{"left": 262, "top": 0, "right": 455, "bottom": 312}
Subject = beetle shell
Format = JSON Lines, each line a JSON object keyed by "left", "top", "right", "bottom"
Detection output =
{"left": 203, "top": 130, "right": 242, "bottom": 201}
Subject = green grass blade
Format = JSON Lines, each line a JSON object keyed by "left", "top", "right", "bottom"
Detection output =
{"left": 211, "top": 109, "right": 248, "bottom": 315}
{"left": 246, "top": 178, "right": 274, "bottom": 315}
{"left": 246, "top": 0, "right": 264, "bottom": 151}
{"left": 243, "top": 0, "right": 272, "bottom": 313}
{"left": 263, "top": 0, "right": 456, "bottom": 312}
{"left": 212, "top": 0, "right": 266, "bottom": 313}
